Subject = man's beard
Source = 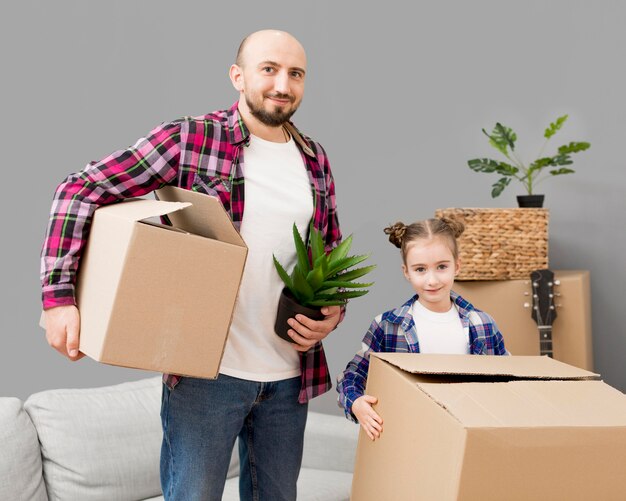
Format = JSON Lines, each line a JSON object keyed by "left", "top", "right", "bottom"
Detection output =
{"left": 246, "top": 93, "right": 298, "bottom": 127}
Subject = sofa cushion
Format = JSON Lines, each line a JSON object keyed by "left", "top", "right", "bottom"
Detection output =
{"left": 0, "top": 397, "right": 48, "bottom": 501}
{"left": 302, "top": 411, "right": 359, "bottom": 472}
{"left": 24, "top": 377, "right": 163, "bottom": 501}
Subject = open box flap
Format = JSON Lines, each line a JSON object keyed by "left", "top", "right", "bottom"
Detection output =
{"left": 155, "top": 186, "right": 245, "bottom": 247}
{"left": 417, "top": 379, "right": 626, "bottom": 428}
{"left": 93, "top": 198, "right": 191, "bottom": 223}
{"left": 372, "top": 353, "right": 599, "bottom": 380}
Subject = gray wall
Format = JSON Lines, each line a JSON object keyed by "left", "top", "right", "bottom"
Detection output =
{"left": 2, "top": 1, "right": 625, "bottom": 416}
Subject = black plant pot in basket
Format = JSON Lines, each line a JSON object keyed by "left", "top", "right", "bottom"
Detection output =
{"left": 274, "top": 288, "right": 326, "bottom": 343}
{"left": 517, "top": 194, "right": 545, "bottom": 208}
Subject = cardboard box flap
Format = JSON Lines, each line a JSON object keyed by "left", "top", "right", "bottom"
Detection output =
{"left": 372, "top": 353, "right": 599, "bottom": 380}
{"left": 155, "top": 186, "right": 245, "bottom": 247}
{"left": 417, "top": 380, "right": 626, "bottom": 428}
{"left": 95, "top": 198, "right": 192, "bottom": 222}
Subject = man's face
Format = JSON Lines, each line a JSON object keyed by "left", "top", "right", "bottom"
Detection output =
{"left": 231, "top": 32, "right": 306, "bottom": 127}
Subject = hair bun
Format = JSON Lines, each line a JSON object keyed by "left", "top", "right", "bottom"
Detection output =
{"left": 384, "top": 222, "right": 407, "bottom": 248}
{"left": 439, "top": 217, "right": 465, "bottom": 239}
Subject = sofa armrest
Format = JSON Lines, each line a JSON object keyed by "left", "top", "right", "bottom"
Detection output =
{"left": 302, "top": 411, "right": 359, "bottom": 473}
{"left": 0, "top": 398, "right": 48, "bottom": 501}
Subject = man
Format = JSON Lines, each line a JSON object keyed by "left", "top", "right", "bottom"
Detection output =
{"left": 41, "top": 29, "right": 343, "bottom": 500}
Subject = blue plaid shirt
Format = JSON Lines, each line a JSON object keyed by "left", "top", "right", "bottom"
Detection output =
{"left": 336, "top": 291, "right": 508, "bottom": 421}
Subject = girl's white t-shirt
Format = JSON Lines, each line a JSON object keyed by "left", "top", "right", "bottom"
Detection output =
{"left": 411, "top": 299, "right": 470, "bottom": 354}
{"left": 219, "top": 133, "right": 314, "bottom": 381}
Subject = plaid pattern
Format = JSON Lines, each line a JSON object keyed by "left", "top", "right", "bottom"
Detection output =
{"left": 41, "top": 102, "right": 342, "bottom": 403}
{"left": 336, "top": 291, "right": 508, "bottom": 421}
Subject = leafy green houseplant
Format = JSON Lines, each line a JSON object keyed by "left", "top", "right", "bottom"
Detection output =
{"left": 273, "top": 223, "right": 375, "bottom": 342}
{"left": 468, "top": 115, "right": 590, "bottom": 207}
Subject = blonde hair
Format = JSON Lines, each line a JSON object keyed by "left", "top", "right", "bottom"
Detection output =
{"left": 383, "top": 218, "right": 465, "bottom": 263}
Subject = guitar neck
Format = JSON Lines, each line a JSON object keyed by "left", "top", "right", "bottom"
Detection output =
{"left": 538, "top": 326, "right": 553, "bottom": 358}
{"left": 530, "top": 269, "right": 558, "bottom": 359}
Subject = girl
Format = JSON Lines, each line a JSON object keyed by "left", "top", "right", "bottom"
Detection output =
{"left": 337, "top": 218, "right": 508, "bottom": 440}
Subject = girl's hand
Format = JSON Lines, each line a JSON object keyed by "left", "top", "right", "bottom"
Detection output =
{"left": 352, "top": 395, "right": 383, "bottom": 441}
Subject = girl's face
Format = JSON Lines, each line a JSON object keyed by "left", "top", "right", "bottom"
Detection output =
{"left": 402, "top": 236, "right": 460, "bottom": 313}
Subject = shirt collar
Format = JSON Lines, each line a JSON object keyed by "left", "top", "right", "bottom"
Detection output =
{"left": 226, "top": 102, "right": 316, "bottom": 157}
{"left": 451, "top": 290, "right": 474, "bottom": 318}
{"left": 388, "top": 291, "right": 475, "bottom": 326}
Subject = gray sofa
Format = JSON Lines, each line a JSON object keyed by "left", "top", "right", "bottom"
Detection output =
{"left": 0, "top": 377, "right": 358, "bottom": 500}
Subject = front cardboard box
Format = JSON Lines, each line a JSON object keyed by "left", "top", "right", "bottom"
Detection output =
{"left": 74, "top": 186, "right": 247, "bottom": 378}
{"left": 352, "top": 353, "right": 626, "bottom": 501}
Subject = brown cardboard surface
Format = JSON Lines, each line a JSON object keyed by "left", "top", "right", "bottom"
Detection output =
{"left": 351, "top": 354, "right": 626, "bottom": 501}
{"left": 454, "top": 270, "right": 594, "bottom": 370}
{"left": 458, "top": 427, "right": 626, "bottom": 501}
{"left": 60, "top": 192, "right": 247, "bottom": 378}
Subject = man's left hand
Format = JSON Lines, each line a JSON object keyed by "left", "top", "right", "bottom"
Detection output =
{"left": 287, "top": 305, "right": 342, "bottom": 352}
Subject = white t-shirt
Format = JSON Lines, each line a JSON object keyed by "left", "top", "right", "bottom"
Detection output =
{"left": 411, "top": 299, "right": 470, "bottom": 354}
{"left": 219, "top": 133, "right": 314, "bottom": 381}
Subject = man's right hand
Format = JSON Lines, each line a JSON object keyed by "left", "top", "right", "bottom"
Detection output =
{"left": 44, "top": 305, "right": 85, "bottom": 361}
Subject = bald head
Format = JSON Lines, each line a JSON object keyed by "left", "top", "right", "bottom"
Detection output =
{"left": 235, "top": 30, "right": 306, "bottom": 68}
{"left": 229, "top": 29, "right": 307, "bottom": 134}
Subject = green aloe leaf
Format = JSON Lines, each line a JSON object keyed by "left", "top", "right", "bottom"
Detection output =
{"left": 315, "top": 290, "right": 370, "bottom": 300}
{"left": 273, "top": 255, "right": 294, "bottom": 291}
{"left": 327, "top": 255, "right": 370, "bottom": 277}
{"left": 544, "top": 115, "right": 568, "bottom": 139}
{"left": 292, "top": 267, "right": 314, "bottom": 303}
{"left": 329, "top": 265, "right": 377, "bottom": 282}
{"left": 306, "top": 266, "right": 325, "bottom": 292}
{"left": 491, "top": 177, "right": 511, "bottom": 198}
{"left": 328, "top": 234, "right": 353, "bottom": 264}
{"left": 292, "top": 223, "right": 311, "bottom": 274}
{"left": 309, "top": 224, "right": 325, "bottom": 264}
{"left": 321, "top": 280, "right": 374, "bottom": 289}
{"left": 307, "top": 299, "right": 348, "bottom": 307}
{"left": 313, "top": 254, "right": 328, "bottom": 277}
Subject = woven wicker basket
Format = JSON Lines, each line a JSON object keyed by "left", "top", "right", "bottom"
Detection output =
{"left": 434, "top": 208, "right": 549, "bottom": 280}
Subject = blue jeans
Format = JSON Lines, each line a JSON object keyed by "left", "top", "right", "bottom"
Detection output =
{"left": 160, "top": 374, "right": 308, "bottom": 501}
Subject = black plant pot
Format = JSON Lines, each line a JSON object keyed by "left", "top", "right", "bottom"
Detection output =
{"left": 517, "top": 194, "right": 545, "bottom": 208}
{"left": 274, "top": 288, "right": 325, "bottom": 343}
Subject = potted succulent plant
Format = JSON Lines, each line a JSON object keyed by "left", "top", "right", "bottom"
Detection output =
{"left": 467, "top": 115, "right": 590, "bottom": 207}
{"left": 273, "top": 223, "right": 376, "bottom": 342}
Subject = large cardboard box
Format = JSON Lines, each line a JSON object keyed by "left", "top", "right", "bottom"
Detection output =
{"left": 352, "top": 353, "right": 626, "bottom": 501}
{"left": 454, "top": 270, "right": 593, "bottom": 370}
{"left": 50, "top": 186, "right": 247, "bottom": 378}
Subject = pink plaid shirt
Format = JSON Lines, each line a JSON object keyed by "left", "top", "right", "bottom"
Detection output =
{"left": 41, "top": 102, "right": 342, "bottom": 403}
